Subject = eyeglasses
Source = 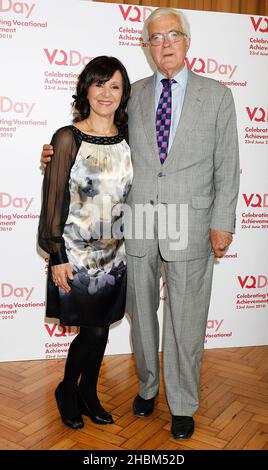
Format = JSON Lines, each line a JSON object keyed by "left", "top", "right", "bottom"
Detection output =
{"left": 149, "top": 30, "right": 187, "bottom": 46}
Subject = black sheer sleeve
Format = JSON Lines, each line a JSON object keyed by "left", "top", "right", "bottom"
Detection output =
{"left": 119, "top": 123, "right": 129, "bottom": 143}
{"left": 38, "top": 126, "right": 79, "bottom": 265}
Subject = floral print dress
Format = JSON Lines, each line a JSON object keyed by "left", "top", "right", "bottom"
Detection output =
{"left": 38, "top": 126, "right": 133, "bottom": 326}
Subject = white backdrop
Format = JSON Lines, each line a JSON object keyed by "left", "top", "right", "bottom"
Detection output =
{"left": 0, "top": 0, "right": 267, "bottom": 362}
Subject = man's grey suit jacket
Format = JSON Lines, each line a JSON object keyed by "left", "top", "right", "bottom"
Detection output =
{"left": 125, "top": 69, "right": 240, "bottom": 262}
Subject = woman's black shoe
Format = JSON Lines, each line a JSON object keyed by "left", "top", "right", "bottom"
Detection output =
{"left": 55, "top": 383, "right": 84, "bottom": 430}
{"left": 78, "top": 393, "right": 114, "bottom": 425}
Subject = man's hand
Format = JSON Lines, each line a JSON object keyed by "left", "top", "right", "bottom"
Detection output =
{"left": 51, "top": 263, "right": 74, "bottom": 293}
{"left": 210, "top": 230, "right": 233, "bottom": 258}
{"left": 41, "top": 144, "right": 53, "bottom": 172}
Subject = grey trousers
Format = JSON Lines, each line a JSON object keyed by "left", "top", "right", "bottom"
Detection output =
{"left": 126, "top": 247, "right": 214, "bottom": 416}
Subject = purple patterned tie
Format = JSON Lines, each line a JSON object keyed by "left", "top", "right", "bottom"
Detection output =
{"left": 156, "top": 78, "right": 175, "bottom": 164}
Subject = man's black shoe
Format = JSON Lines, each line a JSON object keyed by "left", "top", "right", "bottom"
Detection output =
{"left": 133, "top": 394, "right": 155, "bottom": 417}
{"left": 171, "top": 415, "right": 194, "bottom": 439}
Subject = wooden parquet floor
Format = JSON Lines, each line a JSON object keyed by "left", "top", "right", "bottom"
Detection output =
{"left": 0, "top": 346, "right": 268, "bottom": 450}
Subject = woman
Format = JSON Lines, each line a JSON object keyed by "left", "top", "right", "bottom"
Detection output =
{"left": 38, "top": 56, "right": 132, "bottom": 429}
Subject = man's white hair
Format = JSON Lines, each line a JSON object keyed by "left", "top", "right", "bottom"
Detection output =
{"left": 143, "top": 7, "right": 191, "bottom": 41}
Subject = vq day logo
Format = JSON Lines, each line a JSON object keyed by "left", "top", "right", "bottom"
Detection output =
{"left": 250, "top": 16, "right": 268, "bottom": 33}
{"left": 246, "top": 106, "right": 268, "bottom": 122}
{"left": 0, "top": 1, "right": 35, "bottom": 18}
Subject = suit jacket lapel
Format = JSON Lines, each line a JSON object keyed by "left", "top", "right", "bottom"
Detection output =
{"left": 139, "top": 76, "right": 161, "bottom": 167}
{"left": 164, "top": 70, "right": 205, "bottom": 170}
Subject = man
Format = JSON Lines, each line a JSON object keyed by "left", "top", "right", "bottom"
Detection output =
{"left": 41, "top": 8, "right": 239, "bottom": 440}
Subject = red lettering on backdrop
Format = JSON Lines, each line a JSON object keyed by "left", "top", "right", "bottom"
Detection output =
{"left": 0, "top": 1, "right": 36, "bottom": 19}
{"left": 118, "top": 5, "right": 152, "bottom": 22}
{"left": 43, "top": 49, "right": 92, "bottom": 67}
{"left": 246, "top": 107, "right": 267, "bottom": 122}
{"left": 43, "top": 49, "right": 68, "bottom": 66}
{"left": 238, "top": 276, "right": 256, "bottom": 289}
{"left": 119, "top": 5, "right": 132, "bottom": 21}
{"left": 185, "top": 58, "right": 206, "bottom": 73}
{"left": 45, "top": 324, "right": 79, "bottom": 337}
{"left": 243, "top": 194, "right": 262, "bottom": 208}
{"left": 250, "top": 16, "right": 268, "bottom": 33}
{"left": 237, "top": 276, "right": 267, "bottom": 289}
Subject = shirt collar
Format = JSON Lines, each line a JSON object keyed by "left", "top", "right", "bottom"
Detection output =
{"left": 155, "top": 64, "right": 188, "bottom": 89}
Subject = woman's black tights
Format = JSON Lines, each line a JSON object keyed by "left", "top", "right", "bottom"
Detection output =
{"left": 61, "top": 325, "right": 109, "bottom": 414}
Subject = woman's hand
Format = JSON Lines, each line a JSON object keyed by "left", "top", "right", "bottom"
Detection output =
{"left": 40, "top": 144, "right": 53, "bottom": 172}
{"left": 51, "top": 263, "right": 74, "bottom": 293}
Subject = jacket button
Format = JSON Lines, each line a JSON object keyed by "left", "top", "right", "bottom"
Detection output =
{"left": 150, "top": 200, "right": 154, "bottom": 205}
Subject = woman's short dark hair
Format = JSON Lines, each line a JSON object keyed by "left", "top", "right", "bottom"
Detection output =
{"left": 72, "top": 56, "right": 131, "bottom": 129}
